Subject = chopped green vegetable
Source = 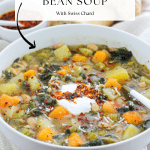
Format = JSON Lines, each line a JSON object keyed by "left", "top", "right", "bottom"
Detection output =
{"left": 101, "top": 135, "right": 118, "bottom": 144}
{"left": 13, "top": 110, "right": 25, "bottom": 119}
{"left": 24, "top": 54, "right": 33, "bottom": 63}
{"left": 87, "top": 132, "right": 98, "bottom": 141}
{"left": 110, "top": 47, "right": 132, "bottom": 64}
{"left": 94, "top": 62, "right": 106, "bottom": 71}
{"left": 81, "top": 139, "right": 103, "bottom": 147}
{"left": 140, "top": 76, "right": 150, "bottom": 85}
{"left": 13, "top": 58, "right": 20, "bottom": 63}
{"left": 122, "top": 124, "right": 140, "bottom": 140}
{"left": 79, "top": 48, "right": 93, "bottom": 56}
{"left": 98, "top": 130, "right": 106, "bottom": 136}
{"left": 108, "top": 114, "right": 118, "bottom": 121}
{"left": 3, "top": 71, "right": 12, "bottom": 80}
{"left": 19, "top": 128, "right": 34, "bottom": 137}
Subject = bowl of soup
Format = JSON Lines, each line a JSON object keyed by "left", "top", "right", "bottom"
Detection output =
{"left": 0, "top": 24, "right": 150, "bottom": 150}
{"left": 0, "top": 0, "right": 48, "bottom": 42}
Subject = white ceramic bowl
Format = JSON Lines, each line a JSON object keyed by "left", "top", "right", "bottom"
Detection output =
{"left": 0, "top": 24, "right": 150, "bottom": 150}
{"left": 0, "top": 0, "right": 48, "bottom": 42}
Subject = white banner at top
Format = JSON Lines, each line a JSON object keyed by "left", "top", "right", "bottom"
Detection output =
{"left": 15, "top": 0, "right": 135, "bottom": 21}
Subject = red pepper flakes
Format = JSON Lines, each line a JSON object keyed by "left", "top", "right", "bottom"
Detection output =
{"left": 51, "top": 84, "right": 104, "bottom": 105}
{"left": 0, "top": 10, "right": 42, "bottom": 30}
{"left": 78, "top": 112, "right": 90, "bottom": 125}
{"left": 18, "top": 79, "right": 22, "bottom": 82}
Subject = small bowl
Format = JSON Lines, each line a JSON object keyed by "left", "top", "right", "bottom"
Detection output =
{"left": 0, "top": 0, "right": 48, "bottom": 42}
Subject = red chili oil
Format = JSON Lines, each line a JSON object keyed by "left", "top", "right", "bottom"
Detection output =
{"left": 0, "top": 10, "right": 42, "bottom": 30}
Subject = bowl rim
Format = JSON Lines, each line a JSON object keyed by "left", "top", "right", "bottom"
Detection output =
{"left": 0, "top": 24, "right": 150, "bottom": 149}
{"left": 0, "top": 0, "right": 47, "bottom": 32}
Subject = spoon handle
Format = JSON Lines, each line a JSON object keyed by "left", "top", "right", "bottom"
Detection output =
{"left": 0, "top": 20, "right": 23, "bottom": 27}
{"left": 130, "top": 89, "right": 150, "bottom": 109}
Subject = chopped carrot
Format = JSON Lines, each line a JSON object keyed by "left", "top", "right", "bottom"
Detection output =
{"left": 92, "top": 51, "right": 108, "bottom": 63}
{"left": 102, "top": 101, "right": 116, "bottom": 114}
{"left": 37, "top": 127, "right": 56, "bottom": 141}
{"left": 0, "top": 94, "right": 20, "bottom": 107}
{"left": 24, "top": 70, "right": 36, "bottom": 79}
{"left": 49, "top": 106, "right": 69, "bottom": 119}
{"left": 105, "top": 78, "right": 122, "bottom": 90}
{"left": 63, "top": 66, "right": 71, "bottom": 74}
{"left": 57, "top": 69, "right": 67, "bottom": 76}
{"left": 68, "top": 133, "right": 83, "bottom": 147}
{"left": 72, "top": 54, "right": 87, "bottom": 63}
{"left": 122, "top": 111, "right": 143, "bottom": 125}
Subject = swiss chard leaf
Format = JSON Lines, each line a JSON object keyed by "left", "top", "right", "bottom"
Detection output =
{"left": 110, "top": 47, "right": 132, "bottom": 63}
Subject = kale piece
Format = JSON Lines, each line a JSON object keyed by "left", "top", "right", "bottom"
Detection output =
{"left": 40, "top": 73, "right": 52, "bottom": 81}
{"left": 52, "top": 133, "right": 65, "bottom": 140}
{"left": 13, "top": 58, "right": 20, "bottom": 63}
{"left": 3, "top": 71, "right": 12, "bottom": 80}
{"left": 143, "top": 119, "right": 150, "bottom": 129}
{"left": 79, "top": 73, "right": 86, "bottom": 79}
{"left": 31, "top": 107, "right": 42, "bottom": 116}
{"left": 81, "top": 139, "right": 103, "bottom": 147}
{"left": 118, "top": 101, "right": 135, "bottom": 115}
{"left": 99, "top": 45, "right": 109, "bottom": 50}
{"left": 65, "top": 129, "right": 71, "bottom": 135}
{"left": 65, "top": 75, "right": 72, "bottom": 82}
{"left": 37, "top": 93, "right": 57, "bottom": 106}
{"left": 99, "top": 77, "right": 105, "bottom": 84}
{"left": 110, "top": 47, "right": 132, "bottom": 63}
{"left": 22, "top": 80, "right": 30, "bottom": 89}
{"left": 51, "top": 65, "right": 61, "bottom": 71}
{"left": 88, "top": 74, "right": 105, "bottom": 85}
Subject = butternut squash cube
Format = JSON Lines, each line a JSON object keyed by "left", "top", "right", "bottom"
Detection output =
{"left": 102, "top": 101, "right": 116, "bottom": 114}
{"left": 122, "top": 111, "right": 143, "bottom": 125}
{"left": 49, "top": 106, "right": 69, "bottom": 119}
{"left": 92, "top": 51, "right": 108, "bottom": 63}
{"left": 0, "top": 94, "right": 20, "bottom": 107}
{"left": 24, "top": 70, "right": 36, "bottom": 79}
{"left": 72, "top": 54, "right": 87, "bottom": 63}
{"left": 68, "top": 133, "right": 83, "bottom": 147}
{"left": 105, "top": 78, "right": 121, "bottom": 90}
{"left": 37, "top": 127, "right": 56, "bottom": 141}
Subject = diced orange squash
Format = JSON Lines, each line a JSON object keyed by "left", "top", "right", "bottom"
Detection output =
{"left": 0, "top": 94, "right": 20, "bottom": 107}
{"left": 37, "top": 127, "right": 56, "bottom": 141}
{"left": 63, "top": 66, "right": 71, "bottom": 74}
{"left": 57, "top": 66, "right": 71, "bottom": 76}
{"left": 68, "top": 133, "right": 83, "bottom": 147}
{"left": 105, "top": 78, "right": 122, "bottom": 90}
{"left": 92, "top": 51, "right": 108, "bottom": 63}
{"left": 49, "top": 106, "right": 69, "bottom": 119}
{"left": 57, "top": 69, "right": 67, "bottom": 76}
{"left": 102, "top": 101, "right": 116, "bottom": 114}
{"left": 24, "top": 70, "right": 36, "bottom": 79}
{"left": 122, "top": 111, "right": 143, "bottom": 125}
{"left": 72, "top": 54, "right": 87, "bottom": 63}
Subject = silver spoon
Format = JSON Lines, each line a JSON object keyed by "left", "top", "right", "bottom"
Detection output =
{"left": 123, "top": 85, "right": 150, "bottom": 109}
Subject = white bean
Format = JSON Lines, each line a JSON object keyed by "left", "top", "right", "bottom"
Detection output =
{"left": 21, "top": 94, "right": 31, "bottom": 103}
{"left": 54, "top": 42, "right": 65, "bottom": 49}
{"left": 91, "top": 103, "right": 100, "bottom": 113}
{"left": 87, "top": 43, "right": 98, "bottom": 51}
{"left": 139, "top": 82, "right": 146, "bottom": 88}
{"left": 26, "top": 117, "right": 37, "bottom": 127}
